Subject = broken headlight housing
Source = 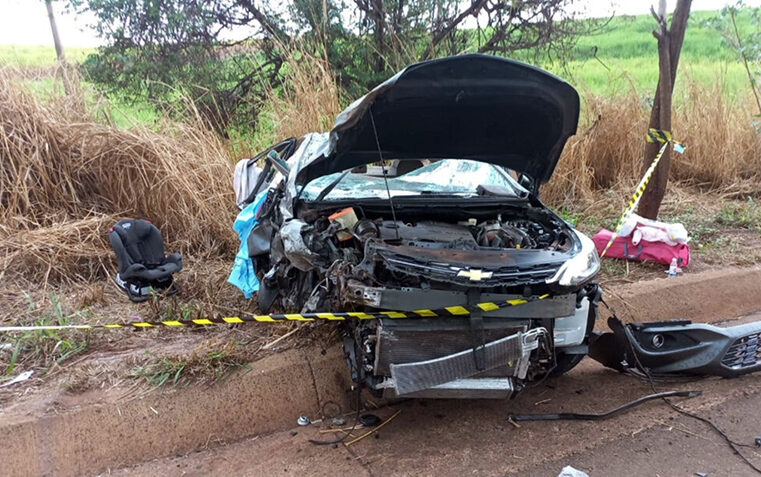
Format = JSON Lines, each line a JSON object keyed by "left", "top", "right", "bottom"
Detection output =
{"left": 546, "top": 231, "right": 600, "bottom": 288}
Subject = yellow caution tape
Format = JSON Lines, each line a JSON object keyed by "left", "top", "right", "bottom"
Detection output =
{"left": 600, "top": 129, "right": 686, "bottom": 258}
{"left": 646, "top": 128, "right": 686, "bottom": 153}
{"left": 0, "top": 294, "right": 550, "bottom": 332}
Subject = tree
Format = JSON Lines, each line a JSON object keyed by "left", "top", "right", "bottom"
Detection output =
{"left": 46, "top": 0, "right": 66, "bottom": 63}
{"left": 46, "top": 0, "right": 74, "bottom": 95}
{"left": 706, "top": 1, "right": 761, "bottom": 116}
{"left": 343, "top": 0, "right": 607, "bottom": 91}
{"left": 637, "top": 0, "right": 692, "bottom": 219}
{"left": 69, "top": 0, "right": 289, "bottom": 133}
{"left": 70, "top": 0, "right": 604, "bottom": 131}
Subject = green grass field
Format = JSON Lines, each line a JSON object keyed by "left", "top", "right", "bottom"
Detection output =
{"left": 543, "top": 10, "right": 752, "bottom": 96}
{"left": 0, "top": 44, "right": 95, "bottom": 67}
{"left": 0, "top": 9, "right": 754, "bottom": 128}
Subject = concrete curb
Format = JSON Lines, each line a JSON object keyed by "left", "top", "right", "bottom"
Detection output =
{"left": 604, "top": 266, "right": 761, "bottom": 325}
{"left": 3, "top": 266, "right": 761, "bottom": 476}
{"left": 1, "top": 346, "right": 351, "bottom": 477}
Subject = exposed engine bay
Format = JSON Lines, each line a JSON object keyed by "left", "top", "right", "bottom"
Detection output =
{"left": 249, "top": 190, "right": 600, "bottom": 398}
{"left": 251, "top": 198, "right": 577, "bottom": 312}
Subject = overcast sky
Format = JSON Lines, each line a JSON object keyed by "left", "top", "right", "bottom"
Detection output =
{"left": 1, "top": 0, "right": 760, "bottom": 47}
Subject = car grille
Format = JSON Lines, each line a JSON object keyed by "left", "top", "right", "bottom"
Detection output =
{"left": 381, "top": 255, "right": 560, "bottom": 287}
{"left": 722, "top": 333, "right": 761, "bottom": 369}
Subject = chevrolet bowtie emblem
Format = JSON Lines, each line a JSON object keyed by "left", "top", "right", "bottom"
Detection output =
{"left": 456, "top": 269, "right": 493, "bottom": 281}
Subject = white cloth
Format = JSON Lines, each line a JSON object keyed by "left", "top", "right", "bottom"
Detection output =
{"left": 618, "top": 213, "right": 689, "bottom": 245}
{"left": 233, "top": 159, "right": 262, "bottom": 209}
{"left": 632, "top": 225, "right": 673, "bottom": 245}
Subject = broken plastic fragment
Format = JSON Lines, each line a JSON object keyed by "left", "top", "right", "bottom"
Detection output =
{"left": 1, "top": 370, "right": 33, "bottom": 387}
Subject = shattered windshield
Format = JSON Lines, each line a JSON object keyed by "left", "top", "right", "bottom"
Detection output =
{"left": 301, "top": 160, "right": 527, "bottom": 201}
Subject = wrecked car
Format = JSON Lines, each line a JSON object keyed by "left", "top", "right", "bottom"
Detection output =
{"left": 244, "top": 54, "right": 601, "bottom": 399}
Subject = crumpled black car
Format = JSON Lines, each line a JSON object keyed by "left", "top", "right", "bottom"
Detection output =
{"left": 245, "top": 54, "right": 601, "bottom": 399}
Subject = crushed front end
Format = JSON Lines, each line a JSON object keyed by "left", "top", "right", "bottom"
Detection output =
{"left": 245, "top": 54, "right": 600, "bottom": 399}
{"left": 250, "top": 182, "right": 601, "bottom": 398}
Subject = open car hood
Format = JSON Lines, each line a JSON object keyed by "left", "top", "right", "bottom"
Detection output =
{"left": 295, "top": 54, "right": 580, "bottom": 189}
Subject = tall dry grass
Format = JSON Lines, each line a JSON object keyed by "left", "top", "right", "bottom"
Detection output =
{"left": 264, "top": 46, "right": 342, "bottom": 141}
{"left": 543, "top": 80, "right": 761, "bottom": 207}
{"left": 2, "top": 53, "right": 761, "bottom": 284}
{"left": 0, "top": 68, "right": 237, "bottom": 283}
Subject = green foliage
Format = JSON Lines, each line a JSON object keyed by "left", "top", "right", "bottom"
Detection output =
{"left": 1, "top": 291, "right": 90, "bottom": 377}
{"left": 704, "top": 1, "right": 761, "bottom": 113}
{"left": 130, "top": 342, "right": 250, "bottom": 388}
{"left": 557, "top": 207, "right": 583, "bottom": 226}
{"left": 0, "top": 45, "right": 95, "bottom": 67}
{"left": 716, "top": 198, "right": 761, "bottom": 229}
{"left": 69, "top": 0, "right": 283, "bottom": 133}
{"left": 130, "top": 352, "right": 188, "bottom": 387}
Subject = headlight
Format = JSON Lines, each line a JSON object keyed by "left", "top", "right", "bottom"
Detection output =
{"left": 546, "top": 232, "right": 600, "bottom": 287}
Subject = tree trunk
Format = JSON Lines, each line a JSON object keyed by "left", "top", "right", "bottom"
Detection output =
{"left": 45, "top": 0, "right": 72, "bottom": 96}
{"left": 45, "top": 0, "right": 65, "bottom": 63}
{"left": 637, "top": 0, "right": 692, "bottom": 219}
{"left": 372, "top": 0, "right": 386, "bottom": 73}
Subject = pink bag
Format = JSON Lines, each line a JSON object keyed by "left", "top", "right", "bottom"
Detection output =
{"left": 592, "top": 229, "right": 690, "bottom": 267}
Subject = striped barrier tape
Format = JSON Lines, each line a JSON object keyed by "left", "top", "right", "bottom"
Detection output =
{"left": 0, "top": 294, "right": 550, "bottom": 332}
{"left": 599, "top": 129, "right": 685, "bottom": 258}
{"left": 645, "top": 128, "right": 685, "bottom": 153}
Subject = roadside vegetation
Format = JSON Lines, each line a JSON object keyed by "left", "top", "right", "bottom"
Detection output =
{"left": 1, "top": 291, "right": 90, "bottom": 381}
{"left": 2, "top": 3, "right": 761, "bottom": 389}
{"left": 129, "top": 340, "right": 252, "bottom": 388}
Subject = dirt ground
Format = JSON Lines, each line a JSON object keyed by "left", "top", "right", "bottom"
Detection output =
{"left": 1, "top": 190, "right": 761, "bottom": 476}
{"left": 2, "top": 186, "right": 760, "bottom": 406}
{"left": 0, "top": 258, "right": 339, "bottom": 409}
{"left": 1, "top": 233, "right": 760, "bottom": 421}
{"left": 112, "top": 311, "right": 761, "bottom": 477}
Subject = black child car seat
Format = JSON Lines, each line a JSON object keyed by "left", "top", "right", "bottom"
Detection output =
{"left": 108, "top": 219, "right": 183, "bottom": 302}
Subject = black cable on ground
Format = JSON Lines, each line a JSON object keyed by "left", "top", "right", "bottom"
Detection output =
{"left": 600, "top": 298, "right": 761, "bottom": 475}
{"left": 508, "top": 390, "right": 699, "bottom": 422}
{"left": 308, "top": 386, "right": 363, "bottom": 446}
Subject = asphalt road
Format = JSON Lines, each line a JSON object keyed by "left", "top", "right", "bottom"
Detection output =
{"left": 115, "top": 313, "right": 761, "bottom": 477}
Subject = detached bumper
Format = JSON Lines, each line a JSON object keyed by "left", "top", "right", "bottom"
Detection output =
{"left": 590, "top": 317, "right": 761, "bottom": 377}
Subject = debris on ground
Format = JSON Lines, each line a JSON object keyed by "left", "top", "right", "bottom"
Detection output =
{"left": 558, "top": 465, "right": 589, "bottom": 477}
{"left": 1, "top": 370, "right": 33, "bottom": 387}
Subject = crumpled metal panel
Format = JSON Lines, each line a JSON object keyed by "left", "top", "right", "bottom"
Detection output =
{"left": 280, "top": 220, "right": 320, "bottom": 271}
{"left": 390, "top": 333, "right": 524, "bottom": 395}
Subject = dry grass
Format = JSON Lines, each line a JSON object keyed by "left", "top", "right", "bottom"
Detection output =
{"left": 2, "top": 54, "right": 760, "bottom": 286}
{"left": 0, "top": 215, "right": 116, "bottom": 284}
{"left": 264, "top": 45, "right": 342, "bottom": 141}
{"left": 544, "top": 80, "right": 761, "bottom": 208}
{"left": 0, "top": 67, "right": 238, "bottom": 283}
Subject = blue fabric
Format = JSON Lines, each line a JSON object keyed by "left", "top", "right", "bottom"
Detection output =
{"left": 227, "top": 192, "right": 267, "bottom": 298}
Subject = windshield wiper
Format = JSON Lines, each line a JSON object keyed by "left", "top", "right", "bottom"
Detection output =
{"left": 314, "top": 170, "right": 351, "bottom": 202}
